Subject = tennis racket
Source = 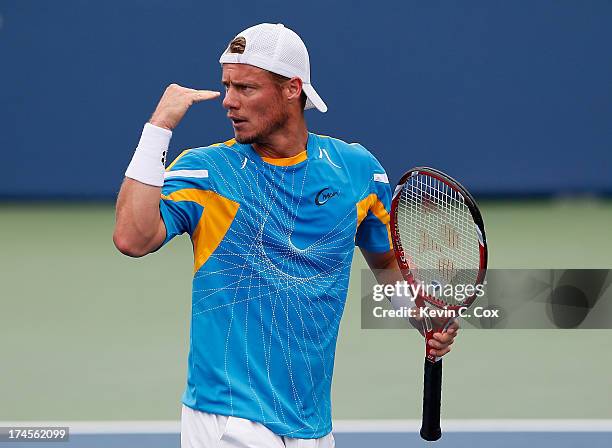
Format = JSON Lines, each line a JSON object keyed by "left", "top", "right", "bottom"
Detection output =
{"left": 390, "top": 167, "right": 488, "bottom": 441}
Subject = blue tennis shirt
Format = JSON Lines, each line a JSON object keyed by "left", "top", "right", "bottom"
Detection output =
{"left": 159, "top": 132, "right": 392, "bottom": 438}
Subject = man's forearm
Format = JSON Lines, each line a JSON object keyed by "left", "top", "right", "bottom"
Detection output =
{"left": 360, "top": 248, "right": 424, "bottom": 330}
{"left": 362, "top": 249, "right": 404, "bottom": 285}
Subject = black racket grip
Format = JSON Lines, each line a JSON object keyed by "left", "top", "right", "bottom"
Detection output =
{"left": 420, "top": 358, "right": 443, "bottom": 441}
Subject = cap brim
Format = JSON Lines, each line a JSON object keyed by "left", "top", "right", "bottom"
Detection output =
{"left": 302, "top": 83, "right": 327, "bottom": 113}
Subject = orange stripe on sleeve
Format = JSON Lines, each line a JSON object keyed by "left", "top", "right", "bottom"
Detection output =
{"left": 356, "top": 193, "right": 377, "bottom": 228}
{"left": 165, "top": 149, "right": 192, "bottom": 172}
{"left": 166, "top": 139, "right": 236, "bottom": 171}
{"left": 355, "top": 193, "right": 392, "bottom": 248}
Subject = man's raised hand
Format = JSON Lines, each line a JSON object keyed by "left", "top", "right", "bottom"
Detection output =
{"left": 149, "top": 84, "right": 220, "bottom": 131}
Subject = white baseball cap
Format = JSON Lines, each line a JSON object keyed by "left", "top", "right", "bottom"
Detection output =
{"left": 219, "top": 23, "right": 327, "bottom": 113}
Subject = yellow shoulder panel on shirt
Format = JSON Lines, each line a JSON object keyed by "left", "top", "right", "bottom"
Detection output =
{"left": 161, "top": 189, "right": 240, "bottom": 273}
{"left": 356, "top": 193, "right": 377, "bottom": 228}
{"left": 369, "top": 197, "right": 392, "bottom": 248}
{"left": 355, "top": 193, "right": 392, "bottom": 248}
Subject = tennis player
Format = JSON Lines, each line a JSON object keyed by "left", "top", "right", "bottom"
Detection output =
{"left": 113, "top": 23, "right": 458, "bottom": 448}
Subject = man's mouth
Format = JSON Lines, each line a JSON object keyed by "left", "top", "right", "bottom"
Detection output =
{"left": 229, "top": 116, "right": 247, "bottom": 125}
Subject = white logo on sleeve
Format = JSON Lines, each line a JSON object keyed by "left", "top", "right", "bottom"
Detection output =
{"left": 373, "top": 173, "right": 389, "bottom": 183}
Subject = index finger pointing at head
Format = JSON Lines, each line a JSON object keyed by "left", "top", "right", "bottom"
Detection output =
{"left": 193, "top": 90, "right": 221, "bottom": 102}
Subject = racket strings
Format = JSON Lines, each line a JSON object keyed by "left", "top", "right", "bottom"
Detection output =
{"left": 397, "top": 174, "right": 481, "bottom": 305}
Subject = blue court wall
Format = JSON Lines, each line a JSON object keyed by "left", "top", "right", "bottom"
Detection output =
{"left": 0, "top": 0, "right": 610, "bottom": 198}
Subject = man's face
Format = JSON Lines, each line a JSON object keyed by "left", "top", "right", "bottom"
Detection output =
{"left": 221, "top": 64, "right": 289, "bottom": 144}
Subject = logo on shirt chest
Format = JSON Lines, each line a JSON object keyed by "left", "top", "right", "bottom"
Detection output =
{"left": 314, "top": 187, "right": 340, "bottom": 206}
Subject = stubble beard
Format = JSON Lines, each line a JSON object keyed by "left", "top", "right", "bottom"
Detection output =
{"left": 235, "top": 105, "right": 290, "bottom": 145}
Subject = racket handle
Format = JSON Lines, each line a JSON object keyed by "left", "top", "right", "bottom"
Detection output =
{"left": 420, "top": 358, "right": 443, "bottom": 441}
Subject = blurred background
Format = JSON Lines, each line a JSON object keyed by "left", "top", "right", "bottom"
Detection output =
{"left": 1, "top": 0, "right": 611, "bottom": 443}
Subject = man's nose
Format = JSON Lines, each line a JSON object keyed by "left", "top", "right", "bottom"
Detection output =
{"left": 222, "top": 88, "right": 239, "bottom": 110}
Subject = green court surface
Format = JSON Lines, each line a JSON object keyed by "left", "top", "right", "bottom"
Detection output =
{"left": 1, "top": 200, "right": 611, "bottom": 421}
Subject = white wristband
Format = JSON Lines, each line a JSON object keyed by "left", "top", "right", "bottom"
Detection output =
{"left": 125, "top": 123, "right": 173, "bottom": 187}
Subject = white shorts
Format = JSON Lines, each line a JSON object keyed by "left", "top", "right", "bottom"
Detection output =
{"left": 181, "top": 405, "right": 335, "bottom": 448}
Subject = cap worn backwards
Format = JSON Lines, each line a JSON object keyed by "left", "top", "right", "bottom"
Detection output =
{"left": 219, "top": 23, "right": 327, "bottom": 113}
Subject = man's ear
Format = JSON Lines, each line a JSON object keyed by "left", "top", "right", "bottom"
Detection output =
{"left": 285, "top": 77, "right": 303, "bottom": 103}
